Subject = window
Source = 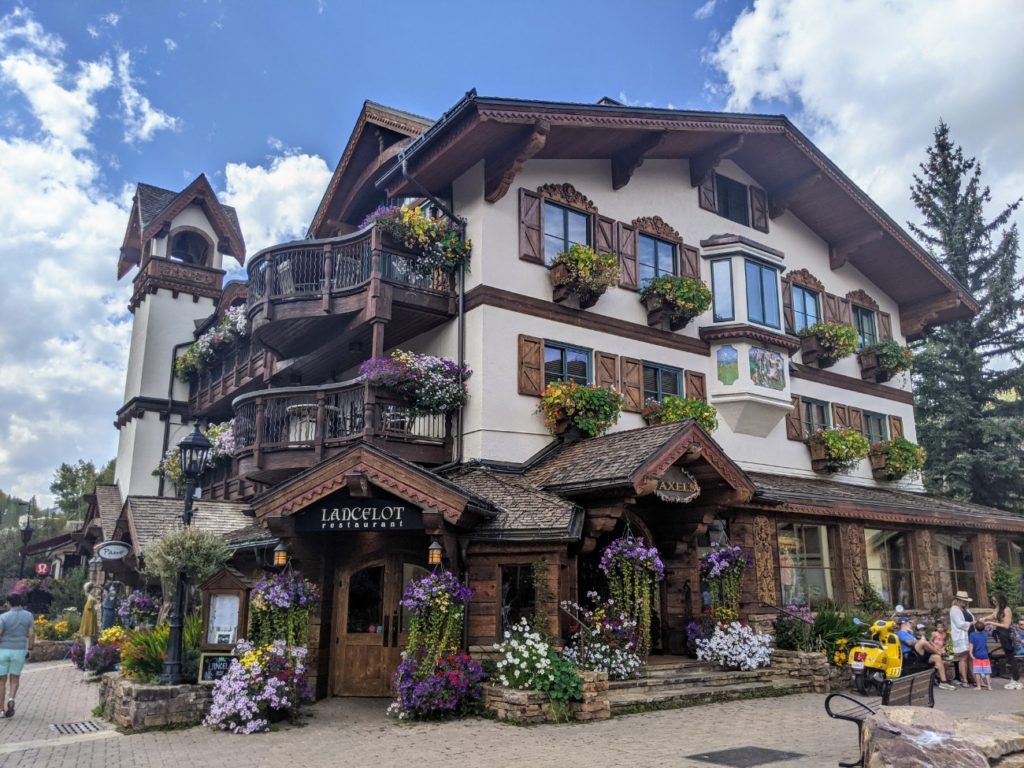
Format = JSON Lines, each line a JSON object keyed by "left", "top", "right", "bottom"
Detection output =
{"left": 501, "top": 565, "right": 536, "bottom": 634}
{"left": 745, "top": 260, "right": 780, "bottom": 328}
{"left": 711, "top": 259, "right": 734, "bottom": 321}
{"left": 864, "top": 412, "right": 888, "bottom": 445}
{"left": 716, "top": 174, "right": 750, "bottom": 227}
{"left": 864, "top": 529, "right": 914, "bottom": 608}
{"left": 791, "top": 284, "right": 820, "bottom": 332}
{"left": 544, "top": 342, "right": 590, "bottom": 386}
{"left": 777, "top": 522, "right": 834, "bottom": 608}
{"left": 643, "top": 363, "right": 682, "bottom": 403}
{"left": 802, "top": 398, "right": 829, "bottom": 437}
{"left": 997, "top": 539, "right": 1023, "bottom": 572}
{"left": 543, "top": 201, "right": 590, "bottom": 265}
{"left": 638, "top": 234, "right": 677, "bottom": 284}
{"left": 853, "top": 305, "right": 878, "bottom": 350}
{"left": 936, "top": 534, "right": 977, "bottom": 604}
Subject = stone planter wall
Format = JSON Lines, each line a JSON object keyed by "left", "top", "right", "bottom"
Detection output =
{"left": 771, "top": 649, "right": 833, "bottom": 693}
{"left": 99, "top": 673, "right": 213, "bottom": 731}
{"left": 482, "top": 670, "right": 609, "bottom": 724}
{"left": 30, "top": 639, "right": 72, "bottom": 662}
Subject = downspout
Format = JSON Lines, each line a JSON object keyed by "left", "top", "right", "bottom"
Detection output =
{"left": 158, "top": 341, "right": 193, "bottom": 496}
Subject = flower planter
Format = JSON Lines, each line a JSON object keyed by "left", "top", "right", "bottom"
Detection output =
{"left": 549, "top": 263, "right": 602, "bottom": 309}
{"left": 800, "top": 334, "right": 835, "bottom": 369}
{"left": 642, "top": 296, "right": 694, "bottom": 331}
{"left": 807, "top": 441, "right": 831, "bottom": 473}
{"left": 858, "top": 350, "right": 890, "bottom": 383}
{"left": 869, "top": 451, "right": 891, "bottom": 480}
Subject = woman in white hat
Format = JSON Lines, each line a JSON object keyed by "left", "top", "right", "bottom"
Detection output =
{"left": 949, "top": 590, "right": 976, "bottom": 687}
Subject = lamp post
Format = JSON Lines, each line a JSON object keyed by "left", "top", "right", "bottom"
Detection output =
{"left": 18, "top": 515, "right": 34, "bottom": 578}
{"left": 160, "top": 424, "right": 211, "bottom": 685}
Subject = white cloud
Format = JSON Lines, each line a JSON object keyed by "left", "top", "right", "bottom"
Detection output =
{"left": 86, "top": 25, "right": 99, "bottom": 39}
{"left": 708, "top": 0, "right": 1024, "bottom": 230}
{"left": 694, "top": 0, "right": 717, "bottom": 20}
{"left": 101, "top": 13, "right": 120, "bottom": 27}
{"left": 164, "top": 38, "right": 177, "bottom": 52}
{"left": 116, "top": 50, "right": 180, "bottom": 143}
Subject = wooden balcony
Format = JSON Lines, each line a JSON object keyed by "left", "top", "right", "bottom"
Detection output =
{"left": 245, "top": 228, "right": 456, "bottom": 360}
{"left": 189, "top": 338, "right": 273, "bottom": 418}
{"left": 230, "top": 380, "right": 452, "bottom": 484}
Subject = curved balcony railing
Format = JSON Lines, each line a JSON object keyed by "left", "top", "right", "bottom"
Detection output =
{"left": 190, "top": 337, "right": 272, "bottom": 414}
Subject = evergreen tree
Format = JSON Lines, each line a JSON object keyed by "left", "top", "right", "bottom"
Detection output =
{"left": 909, "top": 122, "right": 1024, "bottom": 512}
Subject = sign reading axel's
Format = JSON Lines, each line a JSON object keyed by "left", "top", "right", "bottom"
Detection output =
{"left": 653, "top": 465, "right": 701, "bottom": 504}
{"left": 295, "top": 498, "right": 424, "bottom": 532}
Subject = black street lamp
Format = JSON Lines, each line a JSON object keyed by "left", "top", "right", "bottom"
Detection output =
{"left": 160, "top": 424, "right": 211, "bottom": 685}
{"left": 18, "top": 514, "right": 34, "bottom": 579}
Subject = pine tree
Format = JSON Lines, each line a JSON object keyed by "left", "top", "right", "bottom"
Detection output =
{"left": 909, "top": 122, "right": 1024, "bottom": 512}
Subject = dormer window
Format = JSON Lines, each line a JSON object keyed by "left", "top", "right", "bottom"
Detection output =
{"left": 543, "top": 202, "right": 590, "bottom": 265}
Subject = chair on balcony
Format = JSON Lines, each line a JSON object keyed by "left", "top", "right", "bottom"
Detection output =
{"left": 380, "top": 403, "right": 412, "bottom": 434}
{"left": 276, "top": 260, "right": 295, "bottom": 295}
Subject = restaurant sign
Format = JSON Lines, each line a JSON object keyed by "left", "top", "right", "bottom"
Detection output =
{"left": 295, "top": 498, "right": 424, "bottom": 533}
{"left": 654, "top": 466, "right": 701, "bottom": 504}
{"left": 96, "top": 540, "right": 131, "bottom": 561}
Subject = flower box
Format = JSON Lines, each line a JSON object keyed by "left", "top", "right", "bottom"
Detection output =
{"left": 859, "top": 340, "right": 913, "bottom": 384}
{"left": 798, "top": 323, "right": 858, "bottom": 369}
{"left": 800, "top": 334, "right": 834, "bottom": 369}
{"left": 639, "top": 276, "right": 711, "bottom": 332}
{"left": 805, "top": 428, "right": 871, "bottom": 474}
{"left": 808, "top": 440, "right": 830, "bottom": 472}
{"left": 868, "top": 437, "right": 926, "bottom": 481}
{"left": 549, "top": 263, "right": 600, "bottom": 309}
{"left": 643, "top": 295, "right": 693, "bottom": 331}
{"left": 858, "top": 350, "right": 889, "bottom": 383}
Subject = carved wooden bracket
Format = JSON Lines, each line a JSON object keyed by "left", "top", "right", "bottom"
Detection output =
{"left": 768, "top": 171, "right": 823, "bottom": 219}
{"left": 784, "top": 268, "right": 825, "bottom": 293}
{"left": 536, "top": 182, "right": 597, "bottom": 213}
{"left": 899, "top": 293, "right": 962, "bottom": 339}
{"left": 845, "top": 288, "right": 879, "bottom": 310}
{"left": 688, "top": 134, "right": 745, "bottom": 188}
{"left": 484, "top": 119, "right": 550, "bottom": 203}
{"left": 829, "top": 229, "right": 884, "bottom": 270}
{"left": 631, "top": 215, "right": 681, "bottom": 243}
{"left": 612, "top": 131, "right": 667, "bottom": 190}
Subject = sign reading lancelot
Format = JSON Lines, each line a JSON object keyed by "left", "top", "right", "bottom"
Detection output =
{"left": 295, "top": 498, "right": 423, "bottom": 533}
{"left": 654, "top": 465, "right": 701, "bottom": 504}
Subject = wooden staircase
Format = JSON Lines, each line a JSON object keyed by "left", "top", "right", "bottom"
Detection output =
{"left": 608, "top": 658, "right": 814, "bottom": 714}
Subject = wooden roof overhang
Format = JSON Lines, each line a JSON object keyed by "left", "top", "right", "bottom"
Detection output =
{"left": 369, "top": 93, "right": 977, "bottom": 340}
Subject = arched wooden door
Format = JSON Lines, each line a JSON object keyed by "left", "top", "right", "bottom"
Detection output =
{"left": 332, "top": 554, "right": 428, "bottom": 696}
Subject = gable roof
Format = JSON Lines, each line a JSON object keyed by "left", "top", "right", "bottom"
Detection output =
{"left": 121, "top": 497, "right": 252, "bottom": 555}
{"left": 94, "top": 484, "right": 124, "bottom": 542}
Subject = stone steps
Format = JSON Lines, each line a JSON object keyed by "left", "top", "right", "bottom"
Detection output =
{"left": 608, "top": 668, "right": 773, "bottom": 690}
{"left": 609, "top": 677, "right": 814, "bottom": 713}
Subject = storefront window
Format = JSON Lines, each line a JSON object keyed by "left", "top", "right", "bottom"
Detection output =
{"left": 864, "top": 529, "right": 914, "bottom": 608}
{"left": 777, "top": 522, "right": 834, "bottom": 607}
{"left": 936, "top": 533, "right": 977, "bottom": 604}
{"left": 501, "top": 565, "right": 536, "bottom": 634}
{"left": 998, "top": 539, "right": 1023, "bottom": 572}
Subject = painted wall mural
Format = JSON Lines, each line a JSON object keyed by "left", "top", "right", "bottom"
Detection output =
{"left": 749, "top": 347, "right": 785, "bottom": 390}
{"left": 717, "top": 345, "right": 738, "bottom": 385}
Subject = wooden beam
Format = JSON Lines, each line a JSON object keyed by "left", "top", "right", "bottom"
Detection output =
{"left": 611, "top": 131, "right": 667, "bottom": 190}
{"left": 484, "top": 119, "right": 550, "bottom": 203}
{"left": 899, "top": 292, "right": 963, "bottom": 340}
{"left": 829, "top": 228, "right": 884, "bottom": 270}
{"left": 689, "top": 134, "right": 745, "bottom": 188}
{"left": 768, "top": 171, "right": 823, "bottom": 219}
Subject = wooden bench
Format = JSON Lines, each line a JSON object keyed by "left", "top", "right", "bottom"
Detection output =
{"left": 824, "top": 669, "right": 936, "bottom": 767}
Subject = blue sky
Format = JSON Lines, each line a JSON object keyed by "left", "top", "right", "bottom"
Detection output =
{"left": 0, "top": 0, "right": 1021, "bottom": 503}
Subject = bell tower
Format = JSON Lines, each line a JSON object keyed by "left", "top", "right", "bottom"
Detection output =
{"left": 113, "top": 175, "right": 245, "bottom": 498}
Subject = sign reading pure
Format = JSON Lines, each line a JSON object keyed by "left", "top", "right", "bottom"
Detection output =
{"left": 295, "top": 498, "right": 423, "bottom": 532}
{"left": 654, "top": 465, "right": 701, "bottom": 504}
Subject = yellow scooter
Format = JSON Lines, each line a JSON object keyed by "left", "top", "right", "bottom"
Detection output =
{"left": 848, "top": 606, "right": 908, "bottom": 696}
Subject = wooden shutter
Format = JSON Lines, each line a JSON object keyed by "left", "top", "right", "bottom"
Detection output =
{"left": 749, "top": 186, "right": 769, "bottom": 233}
{"left": 831, "top": 403, "right": 851, "bottom": 430}
{"left": 519, "top": 189, "right": 543, "bottom": 264}
{"left": 595, "top": 216, "right": 616, "bottom": 257}
{"left": 620, "top": 357, "right": 643, "bottom": 412}
{"left": 839, "top": 297, "right": 853, "bottom": 326}
{"left": 617, "top": 222, "right": 638, "bottom": 290}
{"left": 786, "top": 396, "right": 804, "bottom": 441}
{"left": 823, "top": 293, "right": 841, "bottom": 324}
{"left": 517, "top": 335, "right": 544, "bottom": 396}
{"left": 848, "top": 407, "right": 865, "bottom": 436}
{"left": 888, "top": 415, "right": 904, "bottom": 439}
{"left": 684, "top": 370, "right": 707, "bottom": 402}
{"left": 781, "top": 278, "right": 795, "bottom": 334}
{"left": 595, "top": 352, "right": 618, "bottom": 390}
{"left": 878, "top": 311, "right": 893, "bottom": 340}
{"left": 698, "top": 174, "right": 718, "bottom": 213}
{"left": 680, "top": 245, "right": 700, "bottom": 279}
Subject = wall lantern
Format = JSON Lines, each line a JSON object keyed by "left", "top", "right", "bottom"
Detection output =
{"left": 272, "top": 542, "right": 289, "bottom": 568}
{"left": 427, "top": 540, "right": 443, "bottom": 566}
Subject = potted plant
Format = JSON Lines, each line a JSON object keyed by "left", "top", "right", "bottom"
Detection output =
{"left": 798, "top": 322, "right": 858, "bottom": 369}
{"left": 805, "top": 428, "right": 871, "bottom": 473}
{"left": 549, "top": 244, "right": 620, "bottom": 309}
{"left": 639, "top": 275, "right": 713, "bottom": 330}
{"left": 536, "top": 381, "right": 624, "bottom": 438}
{"left": 869, "top": 436, "right": 927, "bottom": 481}
{"left": 174, "top": 306, "right": 248, "bottom": 382}
{"left": 361, "top": 204, "right": 472, "bottom": 275}
{"left": 641, "top": 395, "right": 719, "bottom": 433}
{"left": 359, "top": 350, "right": 472, "bottom": 414}
{"left": 858, "top": 338, "right": 913, "bottom": 383}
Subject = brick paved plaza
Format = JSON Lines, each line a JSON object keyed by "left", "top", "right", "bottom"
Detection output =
{"left": 2, "top": 662, "right": 1023, "bottom": 767}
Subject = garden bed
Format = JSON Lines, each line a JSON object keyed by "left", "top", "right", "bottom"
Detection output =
{"left": 482, "top": 671, "right": 609, "bottom": 724}
{"left": 29, "top": 639, "right": 72, "bottom": 663}
{"left": 98, "top": 673, "right": 213, "bottom": 731}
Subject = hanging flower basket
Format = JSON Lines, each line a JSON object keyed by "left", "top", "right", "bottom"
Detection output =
{"left": 858, "top": 339, "right": 913, "bottom": 383}
{"left": 639, "top": 276, "right": 712, "bottom": 331}
{"left": 798, "top": 322, "right": 858, "bottom": 369}
{"left": 549, "top": 244, "right": 620, "bottom": 310}
{"left": 869, "top": 436, "right": 926, "bottom": 481}
{"left": 805, "top": 428, "right": 870, "bottom": 473}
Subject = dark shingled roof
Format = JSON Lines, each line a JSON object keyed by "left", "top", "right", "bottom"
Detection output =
{"left": 749, "top": 472, "right": 1024, "bottom": 528}
{"left": 124, "top": 497, "right": 252, "bottom": 553}
{"left": 525, "top": 422, "right": 695, "bottom": 492}
{"left": 94, "top": 484, "right": 123, "bottom": 541}
{"left": 136, "top": 182, "right": 242, "bottom": 240}
{"left": 222, "top": 524, "right": 277, "bottom": 551}
{"left": 444, "top": 465, "right": 583, "bottom": 540}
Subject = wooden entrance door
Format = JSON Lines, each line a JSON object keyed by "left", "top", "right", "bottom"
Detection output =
{"left": 333, "top": 554, "right": 428, "bottom": 696}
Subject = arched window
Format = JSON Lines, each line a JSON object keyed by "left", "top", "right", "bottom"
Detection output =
{"left": 168, "top": 230, "right": 211, "bottom": 266}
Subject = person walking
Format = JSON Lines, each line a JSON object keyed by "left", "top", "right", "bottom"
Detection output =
{"left": 0, "top": 593, "right": 35, "bottom": 718}
{"left": 950, "top": 590, "right": 975, "bottom": 687}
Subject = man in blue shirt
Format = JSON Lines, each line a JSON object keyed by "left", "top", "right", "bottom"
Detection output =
{"left": 898, "top": 618, "right": 955, "bottom": 690}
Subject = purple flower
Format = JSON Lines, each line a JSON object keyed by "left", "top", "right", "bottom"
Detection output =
{"left": 599, "top": 535, "right": 665, "bottom": 580}
{"left": 699, "top": 543, "right": 751, "bottom": 580}
{"left": 399, "top": 571, "right": 472, "bottom": 616}
{"left": 117, "top": 590, "right": 158, "bottom": 626}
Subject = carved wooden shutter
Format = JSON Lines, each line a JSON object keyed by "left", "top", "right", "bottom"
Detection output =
{"left": 823, "top": 293, "right": 841, "bottom": 324}
{"left": 848, "top": 407, "right": 865, "bottom": 436}
{"left": 519, "top": 189, "right": 543, "bottom": 264}
{"left": 749, "top": 186, "right": 769, "bottom": 233}
{"left": 595, "top": 216, "right": 616, "bottom": 257}
{"left": 878, "top": 312, "right": 893, "bottom": 340}
{"left": 684, "top": 370, "right": 707, "bottom": 402}
{"left": 839, "top": 297, "right": 853, "bottom": 326}
{"left": 680, "top": 245, "right": 701, "bottom": 279}
{"left": 781, "top": 278, "right": 795, "bottom": 334}
{"left": 698, "top": 174, "right": 718, "bottom": 213}
{"left": 617, "top": 222, "right": 638, "bottom": 290}
{"left": 517, "top": 335, "right": 544, "bottom": 396}
{"left": 620, "top": 357, "right": 643, "bottom": 412}
{"left": 595, "top": 352, "right": 618, "bottom": 390}
{"left": 888, "top": 415, "right": 904, "bottom": 439}
{"left": 786, "top": 396, "right": 804, "bottom": 441}
{"left": 831, "top": 403, "right": 851, "bottom": 430}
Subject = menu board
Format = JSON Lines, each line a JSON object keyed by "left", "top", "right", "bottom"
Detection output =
{"left": 199, "top": 653, "right": 235, "bottom": 683}
{"left": 207, "top": 593, "right": 240, "bottom": 645}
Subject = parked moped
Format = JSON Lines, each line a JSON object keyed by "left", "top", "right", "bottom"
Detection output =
{"left": 848, "top": 605, "right": 923, "bottom": 695}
